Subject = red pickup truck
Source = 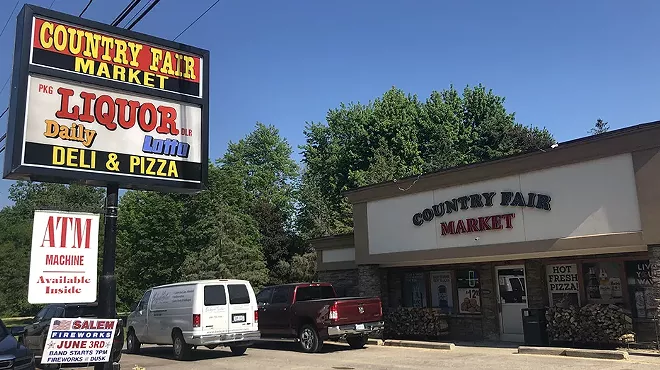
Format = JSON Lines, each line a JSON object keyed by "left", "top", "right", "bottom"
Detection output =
{"left": 256, "top": 282, "right": 384, "bottom": 353}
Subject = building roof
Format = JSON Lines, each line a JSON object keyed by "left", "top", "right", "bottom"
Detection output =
{"left": 341, "top": 119, "right": 660, "bottom": 204}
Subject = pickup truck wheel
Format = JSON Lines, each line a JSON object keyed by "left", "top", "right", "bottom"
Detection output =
{"left": 346, "top": 335, "right": 367, "bottom": 349}
{"left": 172, "top": 331, "right": 191, "bottom": 361}
{"left": 299, "top": 324, "right": 323, "bottom": 353}
{"left": 126, "top": 330, "right": 141, "bottom": 354}
{"left": 230, "top": 346, "right": 247, "bottom": 356}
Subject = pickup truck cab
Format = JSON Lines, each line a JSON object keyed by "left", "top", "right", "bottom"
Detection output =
{"left": 257, "top": 282, "right": 384, "bottom": 353}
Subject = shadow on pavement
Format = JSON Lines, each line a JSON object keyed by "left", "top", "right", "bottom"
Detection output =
{"left": 252, "top": 340, "right": 357, "bottom": 354}
{"left": 127, "top": 345, "right": 240, "bottom": 361}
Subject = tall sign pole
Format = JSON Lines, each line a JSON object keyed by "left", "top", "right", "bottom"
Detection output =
{"left": 97, "top": 184, "right": 119, "bottom": 370}
{"left": 3, "top": 5, "right": 210, "bottom": 370}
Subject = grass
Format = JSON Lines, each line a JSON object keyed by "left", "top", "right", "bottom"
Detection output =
{"left": 2, "top": 317, "right": 32, "bottom": 327}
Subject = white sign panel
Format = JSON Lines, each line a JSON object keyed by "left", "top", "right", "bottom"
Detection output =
{"left": 430, "top": 271, "right": 453, "bottom": 311}
{"left": 20, "top": 74, "right": 203, "bottom": 184}
{"left": 41, "top": 318, "right": 118, "bottom": 365}
{"left": 546, "top": 263, "right": 580, "bottom": 307}
{"left": 28, "top": 210, "right": 100, "bottom": 304}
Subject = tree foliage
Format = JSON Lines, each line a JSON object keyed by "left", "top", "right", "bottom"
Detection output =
{"left": 589, "top": 118, "right": 609, "bottom": 135}
{"left": 299, "top": 85, "right": 555, "bottom": 236}
{"left": 0, "top": 85, "right": 556, "bottom": 317}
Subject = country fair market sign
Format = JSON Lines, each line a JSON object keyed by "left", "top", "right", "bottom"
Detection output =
{"left": 411, "top": 191, "right": 552, "bottom": 236}
{"left": 3, "top": 5, "right": 210, "bottom": 193}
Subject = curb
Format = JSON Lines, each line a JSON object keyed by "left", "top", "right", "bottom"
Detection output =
{"left": 384, "top": 340, "right": 454, "bottom": 350}
{"left": 518, "top": 346, "right": 629, "bottom": 360}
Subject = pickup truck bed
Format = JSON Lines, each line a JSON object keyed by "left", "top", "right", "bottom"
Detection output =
{"left": 256, "top": 283, "right": 384, "bottom": 353}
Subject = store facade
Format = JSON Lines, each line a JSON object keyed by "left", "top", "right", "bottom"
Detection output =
{"left": 312, "top": 122, "right": 660, "bottom": 343}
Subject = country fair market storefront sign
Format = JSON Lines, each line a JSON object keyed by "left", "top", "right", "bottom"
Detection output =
{"left": 412, "top": 191, "right": 552, "bottom": 236}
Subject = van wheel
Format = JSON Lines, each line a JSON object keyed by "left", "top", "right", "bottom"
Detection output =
{"left": 299, "top": 324, "right": 323, "bottom": 353}
{"left": 346, "top": 335, "right": 367, "bottom": 349}
{"left": 230, "top": 346, "right": 247, "bottom": 356}
{"left": 172, "top": 331, "right": 191, "bottom": 361}
{"left": 126, "top": 330, "right": 141, "bottom": 354}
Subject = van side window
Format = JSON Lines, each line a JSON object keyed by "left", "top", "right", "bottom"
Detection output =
{"left": 271, "top": 287, "right": 291, "bottom": 304}
{"left": 228, "top": 284, "right": 250, "bottom": 304}
{"left": 204, "top": 285, "right": 227, "bottom": 306}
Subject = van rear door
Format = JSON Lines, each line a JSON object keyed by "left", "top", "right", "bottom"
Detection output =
{"left": 201, "top": 284, "right": 229, "bottom": 336}
{"left": 227, "top": 283, "right": 256, "bottom": 333}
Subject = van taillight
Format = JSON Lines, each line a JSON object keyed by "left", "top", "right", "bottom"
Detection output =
{"left": 254, "top": 310, "right": 258, "bottom": 323}
{"left": 329, "top": 303, "right": 338, "bottom": 321}
{"left": 193, "top": 314, "right": 201, "bottom": 328}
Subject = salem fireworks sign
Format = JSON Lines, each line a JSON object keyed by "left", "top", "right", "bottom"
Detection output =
{"left": 3, "top": 5, "right": 209, "bottom": 192}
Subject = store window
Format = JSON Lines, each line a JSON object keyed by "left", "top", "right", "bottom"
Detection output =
{"left": 430, "top": 271, "right": 453, "bottom": 313}
{"left": 456, "top": 269, "right": 481, "bottom": 314}
{"left": 546, "top": 263, "right": 580, "bottom": 308}
{"left": 402, "top": 272, "right": 427, "bottom": 308}
{"left": 625, "top": 260, "right": 658, "bottom": 319}
{"left": 583, "top": 261, "right": 624, "bottom": 305}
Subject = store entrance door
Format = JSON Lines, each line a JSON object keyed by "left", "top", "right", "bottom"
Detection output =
{"left": 495, "top": 265, "right": 528, "bottom": 342}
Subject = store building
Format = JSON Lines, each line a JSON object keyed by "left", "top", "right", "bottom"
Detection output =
{"left": 312, "top": 121, "right": 660, "bottom": 343}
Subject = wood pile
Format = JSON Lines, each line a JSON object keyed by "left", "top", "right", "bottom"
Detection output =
{"left": 546, "top": 304, "right": 634, "bottom": 345}
{"left": 383, "top": 308, "right": 449, "bottom": 340}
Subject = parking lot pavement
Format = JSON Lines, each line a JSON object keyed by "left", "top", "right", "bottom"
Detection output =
{"left": 108, "top": 341, "right": 660, "bottom": 370}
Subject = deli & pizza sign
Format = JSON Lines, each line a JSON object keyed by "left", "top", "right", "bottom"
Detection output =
{"left": 2, "top": 5, "right": 210, "bottom": 192}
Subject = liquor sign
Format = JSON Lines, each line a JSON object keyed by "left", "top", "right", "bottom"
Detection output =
{"left": 28, "top": 210, "right": 100, "bottom": 304}
{"left": 3, "top": 5, "right": 210, "bottom": 193}
{"left": 41, "top": 318, "right": 118, "bottom": 364}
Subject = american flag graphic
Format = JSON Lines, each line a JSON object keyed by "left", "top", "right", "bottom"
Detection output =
{"left": 51, "top": 319, "right": 72, "bottom": 330}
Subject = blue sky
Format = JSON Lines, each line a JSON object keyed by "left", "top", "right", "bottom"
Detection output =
{"left": 1, "top": 0, "right": 659, "bottom": 207}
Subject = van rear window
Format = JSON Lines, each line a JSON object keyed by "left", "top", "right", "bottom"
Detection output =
{"left": 228, "top": 284, "right": 250, "bottom": 304}
{"left": 204, "top": 285, "right": 227, "bottom": 306}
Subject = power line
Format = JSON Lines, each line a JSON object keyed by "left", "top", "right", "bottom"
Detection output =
{"left": 0, "top": 1, "right": 20, "bottom": 40}
{"left": 174, "top": 0, "right": 220, "bottom": 41}
{"left": 111, "top": 0, "right": 141, "bottom": 27}
{"left": 123, "top": 0, "right": 153, "bottom": 29}
{"left": 127, "top": 0, "right": 161, "bottom": 30}
{"left": 79, "top": 0, "right": 94, "bottom": 17}
{"left": 49, "top": 0, "right": 57, "bottom": 9}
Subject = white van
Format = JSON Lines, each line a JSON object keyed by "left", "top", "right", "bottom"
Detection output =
{"left": 125, "top": 279, "right": 260, "bottom": 360}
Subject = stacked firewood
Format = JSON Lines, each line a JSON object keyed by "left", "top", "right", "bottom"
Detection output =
{"left": 384, "top": 308, "right": 449, "bottom": 339}
{"left": 546, "top": 304, "right": 634, "bottom": 344}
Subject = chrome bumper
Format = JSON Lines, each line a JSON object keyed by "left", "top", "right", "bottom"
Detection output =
{"left": 327, "top": 321, "right": 384, "bottom": 337}
{"left": 188, "top": 330, "right": 261, "bottom": 346}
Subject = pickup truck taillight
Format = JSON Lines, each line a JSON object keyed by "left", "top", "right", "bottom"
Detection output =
{"left": 193, "top": 314, "right": 201, "bottom": 328}
{"left": 254, "top": 310, "right": 259, "bottom": 323}
{"left": 329, "top": 303, "right": 338, "bottom": 320}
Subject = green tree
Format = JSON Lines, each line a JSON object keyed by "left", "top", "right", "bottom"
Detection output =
{"left": 115, "top": 190, "right": 187, "bottom": 310}
{"left": 219, "top": 123, "right": 307, "bottom": 284}
{"left": 300, "top": 85, "right": 555, "bottom": 235}
{"left": 589, "top": 118, "right": 609, "bottom": 135}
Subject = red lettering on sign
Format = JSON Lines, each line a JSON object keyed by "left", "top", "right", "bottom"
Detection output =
{"left": 39, "top": 216, "right": 93, "bottom": 248}
{"left": 54, "top": 87, "right": 179, "bottom": 135}
{"left": 440, "top": 213, "right": 516, "bottom": 236}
